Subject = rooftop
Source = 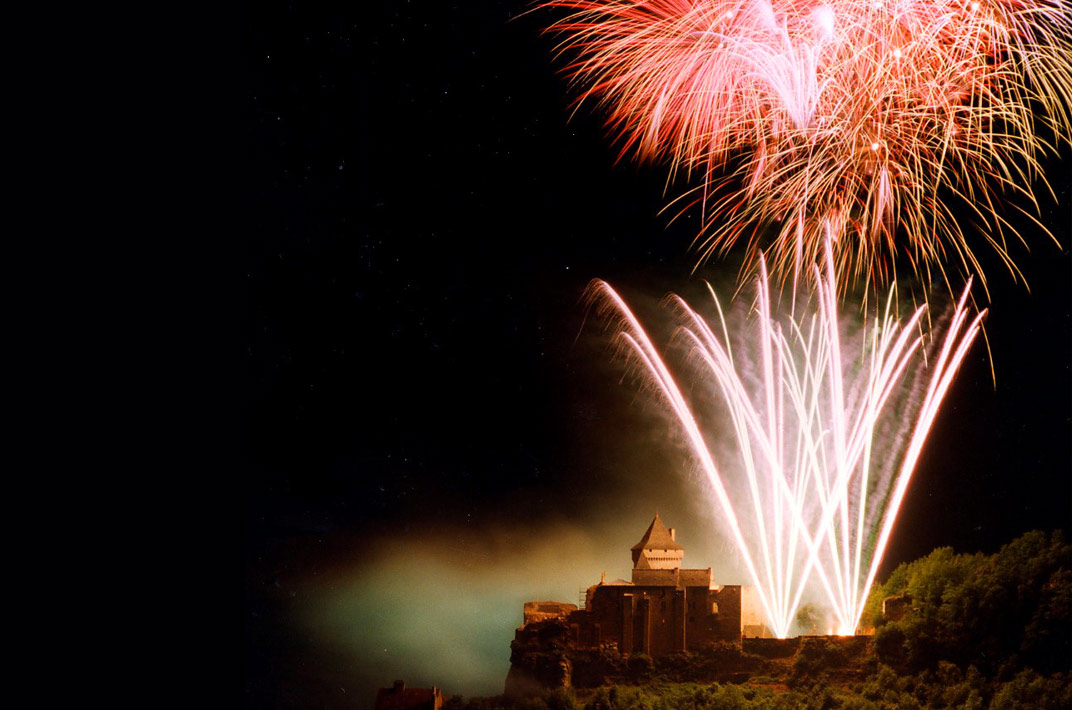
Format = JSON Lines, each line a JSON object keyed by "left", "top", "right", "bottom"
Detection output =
{"left": 631, "top": 512, "right": 684, "bottom": 552}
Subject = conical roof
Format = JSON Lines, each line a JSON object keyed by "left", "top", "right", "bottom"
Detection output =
{"left": 631, "top": 513, "right": 683, "bottom": 551}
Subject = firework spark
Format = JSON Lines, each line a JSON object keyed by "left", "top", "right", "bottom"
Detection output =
{"left": 590, "top": 233, "right": 986, "bottom": 636}
{"left": 548, "top": 0, "right": 1072, "bottom": 291}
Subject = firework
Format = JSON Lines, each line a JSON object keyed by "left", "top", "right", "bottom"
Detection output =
{"left": 590, "top": 232, "right": 986, "bottom": 636}
{"left": 548, "top": 0, "right": 1072, "bottom": 290}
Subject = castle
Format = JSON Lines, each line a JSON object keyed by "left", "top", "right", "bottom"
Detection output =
{"left": 516, "top": 514, "right": 770, "bottom": 657}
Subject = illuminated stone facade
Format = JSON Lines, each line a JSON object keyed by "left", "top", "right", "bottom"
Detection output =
{"left": 517, "top": 514, "right": 755, "bottom": 656}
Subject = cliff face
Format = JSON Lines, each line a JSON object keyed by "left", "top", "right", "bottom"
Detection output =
{"left": 504, "top": 618, "right": 787, "bottom": 696}
{"left": 505, "top": 618, "right": 634, "bottom": 697}
{"left": 504, "top": 620, "right": 573, "bottom": 697}
{"left": 505, "top": 626, "right": 878, "bottom": 697}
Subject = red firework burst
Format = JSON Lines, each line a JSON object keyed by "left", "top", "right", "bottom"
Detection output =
{"left": 546, "top": 0, "right": 1072, "bottom": 292}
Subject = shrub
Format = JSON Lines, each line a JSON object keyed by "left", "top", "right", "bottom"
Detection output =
{"left": 545, "top": 688, "right": 579, "bottom": 710}
{"left": 990, "top": 669, "right": 1071, "bottom": 710}
{"left": 873, "top": 623, "right": 906, "bottom": 667}
{"left": 625, "top": 653, "right": 653, "bottom": 680}
{"left": 793, "top": 638, "right": 847, "bottom": 678}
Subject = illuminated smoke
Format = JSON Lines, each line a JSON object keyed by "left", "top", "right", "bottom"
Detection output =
{"left": 590, "top": 232, "right": 986, "bottom": 637}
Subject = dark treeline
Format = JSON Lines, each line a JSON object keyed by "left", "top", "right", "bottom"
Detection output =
{"left": 443, "top": 531, "right": 1071, "bottom": 710}
{"left": 865, "top": 530, "right": 1070, "bottom": 676}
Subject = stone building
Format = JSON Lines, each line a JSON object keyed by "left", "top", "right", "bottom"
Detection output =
{"left": 374, "top": 680, "right": 442, "bottom": 710}
{"left": 523, "top": 601, "right": 578, "bottom": 626}
{"left": 517, "top": 514, "right": 758, "bottom": 656}
{"left": 881, "top": 594, "right": 914, "bottom": 622}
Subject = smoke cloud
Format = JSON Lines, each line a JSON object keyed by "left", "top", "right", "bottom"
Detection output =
{"left": 271, "top": 508, "right": 749, "bottom": 707}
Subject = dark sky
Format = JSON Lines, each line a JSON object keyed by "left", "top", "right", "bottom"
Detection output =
{"left": 243, "top": 2, "right": 1071, "bottom": 707}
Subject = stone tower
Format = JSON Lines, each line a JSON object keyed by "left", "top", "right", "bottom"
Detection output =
{"left": 630, "top": 512, "right": 685, "bottom": 570}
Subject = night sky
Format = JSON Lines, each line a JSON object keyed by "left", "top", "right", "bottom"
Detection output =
{"left": 243, "top": 2, "right": 1071, "bottom": 707}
